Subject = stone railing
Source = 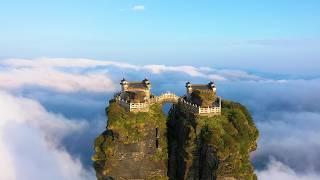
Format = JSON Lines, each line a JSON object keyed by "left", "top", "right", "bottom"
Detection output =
{"left": 114, "top": 95, "right": 149, "bottom": 112}
{"left": 149, "top": 92, "right": 180, "bottom": 104}
{"left": 198, "top": 97, "right": 222, "bottom": 115}
{"left": 114, "top": 92, "right": 221, "bottom": 115}
{"left": 129, "top": 102, "right": 149, "bottom": 112}
{"left": 199, "top": 106, "right": 221, "bottom": 114}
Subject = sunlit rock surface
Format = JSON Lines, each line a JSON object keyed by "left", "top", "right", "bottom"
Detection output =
{"left": 167, "top": 100, "right": 259, "bottom": 180}
{"left": 93, "top": 100, "right": 258, "bottom": 180}
{"left": 93, "top": 101, "right": 168, "bottom": 179}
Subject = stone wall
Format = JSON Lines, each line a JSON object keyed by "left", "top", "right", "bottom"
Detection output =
{"left": 115, "top": 92, "right": 221, "bottom": 116}
{"left": 129, "top": 102, "right": 149, "bottom": 112}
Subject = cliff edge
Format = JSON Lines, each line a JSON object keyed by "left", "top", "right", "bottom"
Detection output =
{"left": 92, "top": 79, "right": 258, "bottom": 180}
{"left": 92, "top": 101, "right": 168, "bottom": 179}
{"left": 92, "top": 100, "right": 258, "bottom": 180}
{"left": 167, "top": 100, "right": 258, "bottom": 180}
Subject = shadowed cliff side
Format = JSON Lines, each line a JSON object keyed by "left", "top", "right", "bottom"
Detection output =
{"left": 92, "top": 101, "right": 168, "bottom": 179}
{"left": 92, "top": 99, "right": 258, "bottom": 180}
{"left": 168, "top": 100, "right": 259, "bottom": 180}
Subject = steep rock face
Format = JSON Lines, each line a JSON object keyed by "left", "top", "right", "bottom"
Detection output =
{"left": 92, "top": 101, "right": 168, "bottom": 179}
{"left": 92, "top": 100, "right": 258, "bottom": 180}
{"left": 168, "top": 100, "right": 259, "bottom": 180}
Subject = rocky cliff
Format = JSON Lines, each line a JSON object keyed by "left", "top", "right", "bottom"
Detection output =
{"left": 92, "top": 100, "right": 258, "bottom": 180}
{"left": 167, "top": 100, "right": 258, "bottom": 180}
{"left": 92, "top": 101, "right": 168, "bottom": 179}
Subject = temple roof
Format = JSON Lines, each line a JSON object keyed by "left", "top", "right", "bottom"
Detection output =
{"left": 127, "top": 82, "right": 148, "bottom": 89}
{"left": 186, "top": 81, "right": 216, "bottom": 90}
{"left": 121, "top": 78, "right": 151, "bottom": 90}
{"left": 190, "top": 84, "right": 212, "bottom": 90}
{"left": 125, "top": 91, "right": 146, "bottom": 102}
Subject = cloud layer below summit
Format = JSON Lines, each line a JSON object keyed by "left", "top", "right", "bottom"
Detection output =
{"left": 0, "top": 58, "right": 319, "bottom": 180}
{"left": 0, "top": 57, "right": 282, "bottom": 93}
{"left": 0, "top": 91, "right": 95, "bottom": 180}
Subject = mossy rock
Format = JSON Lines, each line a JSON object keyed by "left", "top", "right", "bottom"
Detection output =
{"left": 167, "top": 100, "right": 259, "bottom": 180}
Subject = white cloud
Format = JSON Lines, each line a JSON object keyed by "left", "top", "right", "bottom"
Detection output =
{"left": 142, "top": 64, "right": 267, "bottom": 81}
{"left": 257, "top": 158, "right": 320, "bottom": 180}
{"left": 1, "top": 57, "right": 320, "bottom": 179}
{"left": 232, "top": 79, "right": 320, "bottom": 179}
{"left": 217, "top": 69, "right": 262, "bottom": 81}
{"left": 208, "top": 74, "right": 227, "bottom": 81}
{"left": 0, "top": 58, "right": 117, "bottom": 93}
{"left": 0, "top": 57, "right": 285, "bottom": 93}
{"left": 0, "top": 68, "right": 115, "bottom": 93}
{"left": 132, "top": 5, "right": 145, "bottom": 11}
{"left": 252, "top": 111, "right": 320, "bottom": 174}
{"left": 143, "top": 65, "right": 204, "bottom": 77}
{"left": 0, "top": 91, "right": 95, "bottom": 180}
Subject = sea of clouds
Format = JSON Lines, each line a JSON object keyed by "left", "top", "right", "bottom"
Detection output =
{"left": 0, "top": 58, "right": 319, "bottom": 180}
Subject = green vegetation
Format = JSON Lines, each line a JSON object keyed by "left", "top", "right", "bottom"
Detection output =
{"left": 191, "top": 89, "right": 216, "bottom": 106}
{"left": 167, "top": 100, "right": 259, "bottom": 180}
{"left": 92, "top": 101, "right": 168, "bottom": 179}
{"left": 93, "top": 99, "right": 258, "bottom": 180}
{"left": 198, "top": 100, "right": 259, "bottom": 179}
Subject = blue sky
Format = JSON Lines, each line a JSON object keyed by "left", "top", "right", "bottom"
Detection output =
{"left": 1, "top": 1, "right": 320, "bottom": 179}
{"left": 0, "top": 0, "right": 320, "bottom": 74}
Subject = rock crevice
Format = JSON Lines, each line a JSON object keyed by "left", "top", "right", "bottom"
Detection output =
{"left": 93, "top": 100, "right": 258, "bottom": 180}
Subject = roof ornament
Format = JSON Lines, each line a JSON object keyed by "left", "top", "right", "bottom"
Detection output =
{"left": 208, "top": 81, "right": 215, "bottom": 87}
{"left": 120, "top": 78, "right": 128, "bottom": 85}
{"left": 143, "top": 77, "right": 150, "bottom": 85}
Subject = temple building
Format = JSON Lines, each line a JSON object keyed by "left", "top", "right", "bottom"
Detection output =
{"left": 120, "top": 78, "right": 151, "bottom": 103}
{"left": 115, "top": 79, "right": 221, "bottom": 116}
{"left": 185, "top": 81, "right": 218, "bottom": 107}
